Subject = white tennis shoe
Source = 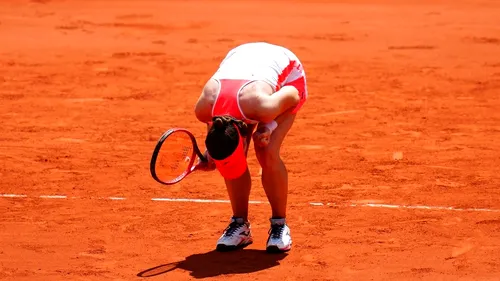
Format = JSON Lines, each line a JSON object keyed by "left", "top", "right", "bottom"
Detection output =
{"left": 216, "top": 217, "right": 253, "bottom": 251}
{"left": 266, "top": 218, "right": 292, "bottom": 253}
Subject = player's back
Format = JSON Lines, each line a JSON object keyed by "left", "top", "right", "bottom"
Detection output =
{"left": 212, "top": 42, "right": 295, "bottom": 87}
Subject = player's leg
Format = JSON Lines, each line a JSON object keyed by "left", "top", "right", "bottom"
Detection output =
{"left": 224, "top": 124, "right": 255, "bottom": 219}
{"left": 216, "top": 125, "right": 256, "bottom": 251}
{"left": 254, "top": 111, "right": 295, "bottom": 252}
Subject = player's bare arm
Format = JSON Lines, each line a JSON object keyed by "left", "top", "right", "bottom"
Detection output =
{"left": 194, "top": 80, "right": 218, "bottom": 123}
{"left": 253, "top": 86, "right": 300, "bottom": 123}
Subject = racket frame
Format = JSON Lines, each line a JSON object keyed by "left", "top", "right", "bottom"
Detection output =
{"left": 150, "top": 128, "right": 207, "bottom": 185}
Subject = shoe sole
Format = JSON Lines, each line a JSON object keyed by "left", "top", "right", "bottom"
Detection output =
{"left": 266, "top": 244, "right": 291, "bottom": 253}
{"left": 216, "top": 240, "right": 253, "bottom": 252}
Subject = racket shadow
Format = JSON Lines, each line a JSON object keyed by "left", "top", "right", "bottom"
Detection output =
{"left": 137, "top": 249, "right": 288, "bottom": 279}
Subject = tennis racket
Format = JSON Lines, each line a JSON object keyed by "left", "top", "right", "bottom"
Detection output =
{"left": 150, "top": 128, "right": 207, "bottom": 185}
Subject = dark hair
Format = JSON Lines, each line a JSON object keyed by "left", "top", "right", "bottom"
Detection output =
{"left": 205, "top": 116, "right": 248, "bottom": 160}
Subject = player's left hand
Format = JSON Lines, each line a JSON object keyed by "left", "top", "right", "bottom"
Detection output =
{"left": 253, "top": 126, "right": 271, "bottom": 148}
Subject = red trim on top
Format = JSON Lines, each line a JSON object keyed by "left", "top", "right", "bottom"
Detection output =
{"left": 276, "top": 60, "right": 297, "bottom": 91}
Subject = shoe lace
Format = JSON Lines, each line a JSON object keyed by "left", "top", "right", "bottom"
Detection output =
{"left": 224, "top": 222, "right": 243, "bottom": 237}
{"left": 269, "top": 224, "right": 284, "bottom": 239}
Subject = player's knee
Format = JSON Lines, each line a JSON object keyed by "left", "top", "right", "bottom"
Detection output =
{"left": 255, "top": 147, "right": 281, "bottom": 170}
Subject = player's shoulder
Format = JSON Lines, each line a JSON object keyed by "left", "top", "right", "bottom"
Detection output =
{"left": 201, "top": 79, "right": 219, "bottom": 101}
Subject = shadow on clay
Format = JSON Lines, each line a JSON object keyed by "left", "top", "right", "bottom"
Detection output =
{"left": 137, "top": 249, "right": 288, "bottom": 279}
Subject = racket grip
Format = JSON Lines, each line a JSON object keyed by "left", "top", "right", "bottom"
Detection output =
{"left": 198, "top": 150, "right": 209, "bottom": 163}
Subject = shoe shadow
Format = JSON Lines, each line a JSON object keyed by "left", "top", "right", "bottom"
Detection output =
{"left": 137, "top": 249, "right": 288, "bottom": 279}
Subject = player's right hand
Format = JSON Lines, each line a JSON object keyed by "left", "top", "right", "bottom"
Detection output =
{"left": 196, "top": 150, "right": 216, "bottom": 171}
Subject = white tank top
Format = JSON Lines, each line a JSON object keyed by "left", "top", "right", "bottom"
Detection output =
{"left": 212, "top": 42, "right": 305, "bottom": 92}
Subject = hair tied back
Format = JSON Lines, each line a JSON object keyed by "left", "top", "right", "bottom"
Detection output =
{"left": 213, "top": 117, "right": 225, "bottom": 129}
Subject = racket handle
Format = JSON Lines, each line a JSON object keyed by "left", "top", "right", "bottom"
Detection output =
{"left": 199, "top": 153, "right": 208, "bottom": 163}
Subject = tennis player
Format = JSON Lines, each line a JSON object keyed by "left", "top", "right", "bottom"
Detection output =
{"left": 194, "top": 42, "right": 307, "bottom": 253}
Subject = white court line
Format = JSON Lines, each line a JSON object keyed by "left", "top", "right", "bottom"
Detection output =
{"left": 353, "top": 203, "right": 500, "bottom": 213}
{"left": 310, "top": 202, "right": 324, "bottom": 206}
{"left": 104, "top": 197, "right": 127, "bottom": 201}
{"left": 108, "top": 197, "right": 127, "bottom": 200}
{"left": 150, "top": 198, "right": 267, "bottom": 204}
{"left": 39, "top": 195, "right": 67, "bottom": 199}
{"left": 152, "top": 198, "right": 231, "bottom": 203}
{"left": 96, "top": 196, "right": 127, "bottom": 200}
{"left": 1, "top": 194, "right": 27, "bottom": 198}
{"left": 1, "top": 193, "right": 499, "bottom": 213}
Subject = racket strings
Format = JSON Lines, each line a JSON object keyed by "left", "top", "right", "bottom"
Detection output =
{"left": 154, "top": 131, "right": 195, "bottom": 184}
{"left": 163, "top": 145, "right": 191, "bottom": 171}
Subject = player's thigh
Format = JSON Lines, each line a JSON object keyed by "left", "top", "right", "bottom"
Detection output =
{"left": 254, "top": 112, "right": 296, "bottom": 164}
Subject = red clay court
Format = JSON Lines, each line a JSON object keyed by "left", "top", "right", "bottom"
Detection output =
{"left": 1, "top": 0, "right": 500, "bottom": 280}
